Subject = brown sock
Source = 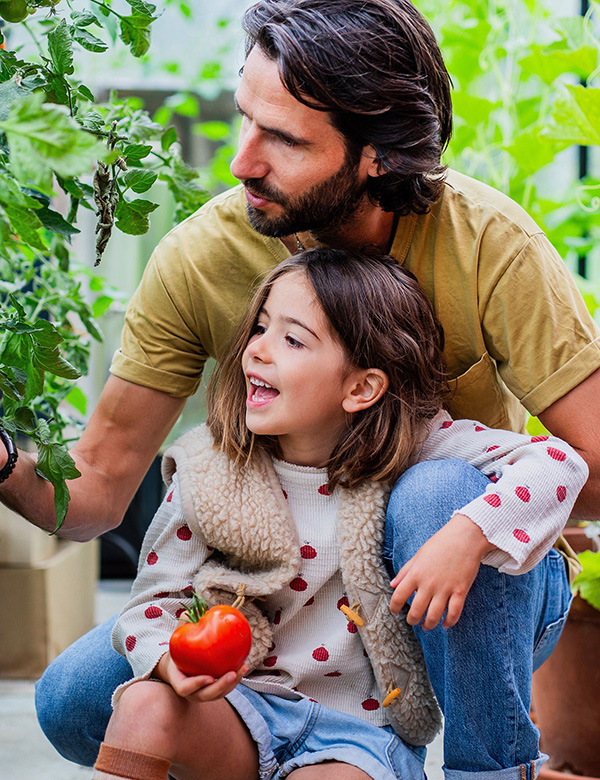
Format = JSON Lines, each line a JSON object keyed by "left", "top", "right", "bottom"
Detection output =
{"left": 94, "top": 742, "right": 171, "bottom": 780}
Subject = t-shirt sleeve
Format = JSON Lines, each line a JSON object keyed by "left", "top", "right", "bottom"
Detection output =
{"left": 481, "top": 232, "right": 600, "bottom": 416}
{"left": 110, "top": 234, "right": 209, "bottom": 398}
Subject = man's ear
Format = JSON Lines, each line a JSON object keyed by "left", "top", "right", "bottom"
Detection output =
{"left": 361, "top": 145, "right": 384, "bottom": 178}
{"left": 342, "top": 369, "right": 389, "bottom": 414}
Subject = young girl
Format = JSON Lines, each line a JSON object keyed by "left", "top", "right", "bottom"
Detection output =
{"left": 93, "top": 249, "right": 587, "bottom": 780}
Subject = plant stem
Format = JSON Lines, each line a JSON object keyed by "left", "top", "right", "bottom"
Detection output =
{"left": 88, "top": 0, "right": 125, "bottom": 21}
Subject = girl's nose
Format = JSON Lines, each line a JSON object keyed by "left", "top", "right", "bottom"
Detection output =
{"left": 247, "top": 334, "right": 271, "bottom": 363}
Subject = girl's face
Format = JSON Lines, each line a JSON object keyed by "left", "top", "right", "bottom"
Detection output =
{"left": 242, "top": 271, "right": 361, "bottom": 466}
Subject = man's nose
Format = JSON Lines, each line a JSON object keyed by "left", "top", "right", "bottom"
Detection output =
{"left": 230, "top": 125, "right": 269, "bottom": 182}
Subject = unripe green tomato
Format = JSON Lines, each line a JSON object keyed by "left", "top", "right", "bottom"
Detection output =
{"left": 0, "top": 0, "right": 29, "bottom": 24}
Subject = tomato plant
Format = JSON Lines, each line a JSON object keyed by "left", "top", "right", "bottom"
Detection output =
{"left": 169, "top": 592, "right": 252, "bottom": 678}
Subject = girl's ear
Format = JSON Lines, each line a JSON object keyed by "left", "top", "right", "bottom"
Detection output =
{"left": 342, "top": 369, "right": 389, "bottom": 414}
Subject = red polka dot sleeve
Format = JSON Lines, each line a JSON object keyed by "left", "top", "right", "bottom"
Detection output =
{"left": 417, "top": 412, "right": 589, "bottom": 573}
{"left": 111, "top": 473, "right": 211, "bottom": 700}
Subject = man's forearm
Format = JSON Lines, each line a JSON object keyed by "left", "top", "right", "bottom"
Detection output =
{"left": 0, "top": 449, "right": 126, "bottom": 541}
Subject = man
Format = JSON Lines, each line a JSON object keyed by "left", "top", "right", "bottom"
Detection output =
{"left": 1, "top": 0, "right": 599, "bottom": 776}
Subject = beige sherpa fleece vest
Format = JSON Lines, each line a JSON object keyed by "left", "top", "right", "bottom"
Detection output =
{"left": 162, "top": 424, "right": 442, "bottom": 747}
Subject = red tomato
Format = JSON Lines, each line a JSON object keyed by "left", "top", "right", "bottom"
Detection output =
{"left": 169, "top": 596, "right": 252, "bottom": 678}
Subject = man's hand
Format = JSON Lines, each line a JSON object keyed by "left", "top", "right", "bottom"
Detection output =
{"left": 389, "top": 513, "right": 496, "bottom": 630}
{"left": 154, "top": 652, "right": 247, "bottom": 703}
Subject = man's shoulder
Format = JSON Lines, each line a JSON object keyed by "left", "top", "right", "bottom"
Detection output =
{"left": 160, "top": 184, "right": 249, "bottom": 243}
{"left": 441, "top": 169, "right": 543, "bottom": 238}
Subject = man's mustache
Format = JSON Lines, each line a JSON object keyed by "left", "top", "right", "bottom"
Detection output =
{"left": 243, "top": 178, "right": 288, "bottom": 206}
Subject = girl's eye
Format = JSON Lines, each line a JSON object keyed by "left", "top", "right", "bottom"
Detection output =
{"left": 285, "top": 335, "right": 304, "bottom": 349}
{"left": 253, "top": 323, "right": 267, "bottom": 336}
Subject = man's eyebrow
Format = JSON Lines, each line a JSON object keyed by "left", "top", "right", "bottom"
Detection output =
{"left": 233, "top": 94, "right": 312, "bottom": 147}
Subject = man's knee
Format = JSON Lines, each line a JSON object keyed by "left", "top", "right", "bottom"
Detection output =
{"left": 385, "top": 459, "right": 490, "bottom": 555}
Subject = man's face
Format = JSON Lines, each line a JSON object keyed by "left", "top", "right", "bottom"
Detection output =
{"left": 231, "top": 47, "right": 377, "bottom": 238}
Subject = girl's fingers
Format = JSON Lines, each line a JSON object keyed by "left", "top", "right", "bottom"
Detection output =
{"left": 442, "top": 592, "right": 466, "bottom": 629}
{"left": 421, "top": 594, "right": 449, "bottom": 631}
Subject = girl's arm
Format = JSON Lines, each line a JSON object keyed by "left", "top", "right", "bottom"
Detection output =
{"left": 111, "top": 473, "right": 243, "bottom": 703}
{"left": 390, "top": 413, "right": 588, "bottom": 629}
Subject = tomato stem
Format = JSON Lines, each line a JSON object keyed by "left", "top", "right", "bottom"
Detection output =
{"left": 179, "top": 591, "right": 208, "bottom": 623}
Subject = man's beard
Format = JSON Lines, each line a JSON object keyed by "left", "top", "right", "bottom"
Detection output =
{"left": 242, "top": 151, "right": 369, "bottom": 239}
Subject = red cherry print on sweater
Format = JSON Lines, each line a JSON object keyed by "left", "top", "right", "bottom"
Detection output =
{"left": 361, "top": 698, "right": 380, "bottom": 711}
{"left": 489, "top": 474, "right": 499, "bottom": 483}
{"left": 347, "top": 622, "right": 358, "bottom": 634}
{"left": 312, "top": 647, "right": 329, "bottom": 662}
{"left": 531, "top": 435, "right": 549, "bottom": 442}
{"left": 301, "top": 545, "right": 317, "bottom": 559}
{"left": 176, "top": 525, "right": 192, "bottom": 541}
{"left": 175, "top": 607, "right": 186, "bottom": 618}
{"left": 484, "top": 494, "right": 501, "bottom": 508}
{"left": 146, "top": 551, "right": 158, "bottom": 566}
{"left": 153, "top": 591, "right": 169, "bottom": 599}
{"left": 513, "top": 529, "right": 531, "bottom": 544}
{"left": 475, "top": 425, "right": 485, "bottom": 431}
{"left": 273, "top": 609, "right": 282, "bottom": 625}
{"left": 318, "top": 484, "right": 330, "bottom": 496}
{"left": 547, "top": 447, "right": 566, "bottom": 462}
{"left": 441, "top": 420, "right": 453, "bottom": 429}
{"left": 145, "top": 606, "right": 163, "bottom": 619}
{"left": 125, "top": 635, "right": 136, "bottom": 652}
{"left": 182, "top": 585, "right": 194, "bottom": 595}
{"left": 557, "top": 485, "right": 567, "bottom": 503}
{"left": 304, "top": 597, "right": 315, "bottom": 607}
{"left": 325, "top": 671, "right": 342, "bottom": 677}
{"left": 263, "top": 656, "right": 278, "bottom": 667}
{"left": 515, "top": 486, "right": 531, "bottom": 503}
{"left": 337, "top": 596, "right": 350, "bottom": 610}
{"left": 282, "top": 489, "right": 288, "bottom": 500}
{"left": 166, "top": 490, "right": 174, "bottom": 503}
{"left": 290, "top": 577, "right": 308, "bottom": 592}
{"left": 487, "top": 445, "right": 499, "bottom": 452}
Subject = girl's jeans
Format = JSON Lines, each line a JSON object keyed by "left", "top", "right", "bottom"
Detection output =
{"left": 35, "top": 460, "right": 572, "bottom": 778}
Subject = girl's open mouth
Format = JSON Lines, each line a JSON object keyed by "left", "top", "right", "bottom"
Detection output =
{"left": 247, "top": 376, "right": 280, "bottom": 406}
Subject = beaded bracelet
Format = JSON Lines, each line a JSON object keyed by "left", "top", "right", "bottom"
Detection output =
{"left": 0, "top": 429, "right": 18, "bottom": 484}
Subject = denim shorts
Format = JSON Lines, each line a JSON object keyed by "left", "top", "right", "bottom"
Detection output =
{"left": 225, "top": 684, "right": 426, "bottom": 780}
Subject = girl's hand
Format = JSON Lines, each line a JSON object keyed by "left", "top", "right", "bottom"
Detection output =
{"left": 389, "top": 513, "right": 497, "bottom": 630}
{"left": 154, "top": 652, "right": 248, "bottom": 702}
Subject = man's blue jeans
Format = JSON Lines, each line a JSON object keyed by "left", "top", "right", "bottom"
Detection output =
{"left": 35, "top": 460, "right": 572, "bottom": 777}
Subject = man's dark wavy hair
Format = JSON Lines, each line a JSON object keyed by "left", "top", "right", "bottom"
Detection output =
{"left": 242, "top": 0, "right": 453, "bottom": 216}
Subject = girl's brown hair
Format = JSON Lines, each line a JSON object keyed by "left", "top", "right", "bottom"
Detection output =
{"left": 207, "top": 248, "right": 448, "bottom": 488}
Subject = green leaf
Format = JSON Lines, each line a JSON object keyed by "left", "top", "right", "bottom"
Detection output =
{"left": 193, "top": 120, "right": 231, "bottom": 141}
{"left": 120, "top": 16, "right": 152, "bottom": 58}
{"left": 0, "top": 92, "right": 108, "bottom": 194}
{"left": 14, "top": 406, "right": 37, "bottom": 434}
{"left": 0, "top": 173, "right": 42, "bottom": 209}
{"left": 161, "top": 126, "right": 177, "bottom": 151}
{"left": 91, "top": 294, "right": 114, "bottom": 318}
{"left": 71, "top": 26, "right": 109, "bottom": 53}
{"left": 70, "top": 10, "right": 98, "bottom": 27}
{"left": 48, "top": 19, "right": 75, "bottom": 77}
{"left": 34, "top": 202, "right": 81, "bottom": 237}
{"left": 0, "top": 367, "right": 26, "bottom": 402}
{"left": 115, "top": 197, "right": 159, "bottom": 235}
{"left": 123, "top": 143, "right": 152, "bottom": 163}
{"left": 3, "top": 204, "right": 48, "bottom": 251}
{"left": 65, "top": 385, "right": 87, "bottom": 415}
{"left": 573, "top": 550, "right": 600, "bottom": 610}
{"left": 545, "top": 85, "right": 600, "bottom": 146}
{"left": 35, "top": 441, "right": 81, "bottom": 532}
{"left": 125, "top": 0, "right": 157, "bottom": 15}
{"left": 0, "top": 76, "right": 34, "bottom": 122}
{"left": 77, "top": 84, "right": 95, "bottom": 102}
{"left": 122, "top": 168, "right": 158, "bottom": 193}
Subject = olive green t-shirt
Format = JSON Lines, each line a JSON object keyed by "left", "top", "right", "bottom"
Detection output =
{"left": 110, "top": 169, "right": 600, "bottom": 432}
